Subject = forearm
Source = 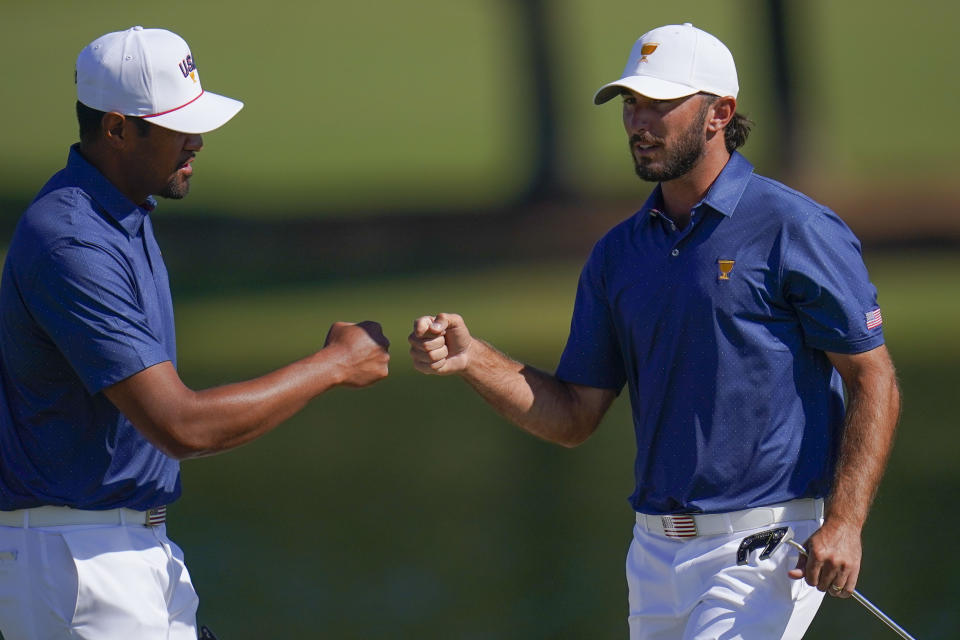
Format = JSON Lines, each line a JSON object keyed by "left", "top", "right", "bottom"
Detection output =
{"left": 409, "top": 313, "right": 613, "bottom": 446}
{"left": 106, "top": 347, "right": 351, "bottom": 460}
{"left": 177, "top": 350, "right": 346, "bottom": 457}
{"left": 826, "top": 355, "right": 902, "bottom": 529}
{"left": 460, "top": 340, "right": 602, "bottom": 447}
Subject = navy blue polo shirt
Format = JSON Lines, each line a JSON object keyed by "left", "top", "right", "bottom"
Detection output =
{"left": 0, "top": 145, "right": 180, "bottom": 511}
{"left": 556, "top": 152, "right": 885, "bottom": 515}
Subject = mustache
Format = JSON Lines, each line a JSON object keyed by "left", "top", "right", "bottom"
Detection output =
{"left": 630, "top": 133, "right": 665, "bottom": 146}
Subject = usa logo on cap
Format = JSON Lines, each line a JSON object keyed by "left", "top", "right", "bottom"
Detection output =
{"left": 178, "top": 54, "right": 198, "bottom": 82}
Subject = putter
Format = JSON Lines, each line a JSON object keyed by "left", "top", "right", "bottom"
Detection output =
{"left": 736, "top": 526, "right": 918, "bottom": 640}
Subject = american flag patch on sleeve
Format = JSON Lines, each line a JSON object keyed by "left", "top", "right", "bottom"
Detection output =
{"left": 865, "top": 308, "right": 883, "bottom": 330}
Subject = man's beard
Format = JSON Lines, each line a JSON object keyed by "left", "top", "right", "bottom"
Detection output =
{"left": 631, "top": 101, "right": 710, "bottom": 182}
{"left": 159, "top": 172, "right": 190, "bottom": 199}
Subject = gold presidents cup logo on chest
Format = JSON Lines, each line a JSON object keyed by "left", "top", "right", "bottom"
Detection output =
{"left": 717, "top": 259, "right": 735, "bottom": 281}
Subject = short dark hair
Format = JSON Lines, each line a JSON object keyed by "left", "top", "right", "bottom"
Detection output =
{"left": 76, "top": 101, "right": 151, "bottom": 141}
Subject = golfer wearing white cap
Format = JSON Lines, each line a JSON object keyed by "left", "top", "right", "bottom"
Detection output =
{"left": 0, "top": 26, "right": 389, "bottom": 639}
{"left": 410, "top": 23, "right": 900, "bottom": 638}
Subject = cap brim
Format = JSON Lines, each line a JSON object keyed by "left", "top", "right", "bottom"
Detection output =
{"left": 143, "top": 90, "right": 244, "bottom": 134}
{"left": 593, "top": 76, "right": 699, "bottom": 105}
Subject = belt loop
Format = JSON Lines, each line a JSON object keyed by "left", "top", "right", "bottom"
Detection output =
{"left": 815, "top": 498, "right": 824, "bottom": 520}
{"left": 22, "top": 510, "right": 29, "bottom": 529}
{"left": 119, "top": 509, "right": 126, "bottom": 526}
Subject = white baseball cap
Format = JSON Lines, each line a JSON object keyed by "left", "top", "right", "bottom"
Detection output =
{"left": 76, "top": 26, "right": 243, "bottom": 134}
{"left": 593, "top": 23, "right": 738, "bottom": 105}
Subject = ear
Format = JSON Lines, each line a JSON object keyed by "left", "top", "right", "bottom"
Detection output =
{"left": 707, "top": 96, "right": 737, "bottom": 132}
{"left": 101, "top": 112, "right": 129, "bottom": 149}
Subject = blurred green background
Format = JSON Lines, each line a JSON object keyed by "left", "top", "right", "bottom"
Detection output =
{"left": 2, "top": 0, "right": 958, "bottom": 638}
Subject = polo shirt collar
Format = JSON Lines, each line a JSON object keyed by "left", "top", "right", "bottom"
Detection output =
{"left": 66, "top": 144, "right": 157, "bottom": 236}
{"left": 701, "top": 151, "right": 753, "bottom": 218}
{"left": 636, "top": 151, "right": 755, "bottom": 227}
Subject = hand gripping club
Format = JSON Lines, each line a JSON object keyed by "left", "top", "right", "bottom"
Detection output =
{"left": 736, "top": 526, "right": 917, "bottom": 640}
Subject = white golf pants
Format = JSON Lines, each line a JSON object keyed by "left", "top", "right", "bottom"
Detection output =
{"left": 627, "top": 516, "right": 825, "bottom": 639}
{"left": 0, "top": 522, "right": 198, "bottom": 639}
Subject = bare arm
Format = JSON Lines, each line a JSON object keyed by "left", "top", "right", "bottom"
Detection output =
{"left": 408, "top": 313, "right": 616, "bottom": 447}
{"left": 104, "top": 321, "right": 390, "bottom": 460}
{"left": 788, "top": 344, "right": 901, "bottom": 596}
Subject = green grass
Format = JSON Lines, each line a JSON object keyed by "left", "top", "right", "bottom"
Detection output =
{"left": 166, "top": 252, "right": 958, "bottom": 638}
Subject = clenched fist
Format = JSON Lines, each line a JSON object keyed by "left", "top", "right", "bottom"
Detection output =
{"left": 324, "top": 321, "right": 390, "bottom": 387}
{"left": 408, "top": 313, "right": 473, "bottom": 375}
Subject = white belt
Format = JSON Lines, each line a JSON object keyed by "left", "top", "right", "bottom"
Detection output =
{"left": 636, "top": 498, "right": 823, "bottom": 540}
{"left": 0, "top": 505, "right": 167, "bottom": 528}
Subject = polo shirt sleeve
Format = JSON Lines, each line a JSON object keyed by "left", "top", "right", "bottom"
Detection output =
{"left": 555, "top": 243, "right": 626, "bottom": 391}
{"left": 782, "top": 209, "right": 886, "bottom": 354}
{"left": 25, "top": 240, "right": 171, "bottom": 394}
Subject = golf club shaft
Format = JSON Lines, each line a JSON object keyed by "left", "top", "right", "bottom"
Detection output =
{"left": 784, "top": 539, "right": 917, "bottom": 640}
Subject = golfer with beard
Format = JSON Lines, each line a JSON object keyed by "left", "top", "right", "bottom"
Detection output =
{"left": 409, "top": 23, "right": 900, "bottom": 639}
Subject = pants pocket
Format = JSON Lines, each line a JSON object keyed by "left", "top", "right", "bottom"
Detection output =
{"left": 60, "top": 526, "right": 169, "bottom": 639}
{"left": 59, "top": 526, "right": 198, "bottom": 640}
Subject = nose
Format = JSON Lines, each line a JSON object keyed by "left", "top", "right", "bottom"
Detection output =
{"left": 185, "top": 133, "right": 203, "bottom": 151}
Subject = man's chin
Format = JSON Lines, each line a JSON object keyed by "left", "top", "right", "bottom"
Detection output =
{"left": 634, "top": 163, "right": 662, "bottom": 182}
{"left": 158, "top": 179, "right": 190, "bottom": 200}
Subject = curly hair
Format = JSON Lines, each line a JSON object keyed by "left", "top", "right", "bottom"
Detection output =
{"left": 724, "top": 112, "right": 753, "bottom": 153}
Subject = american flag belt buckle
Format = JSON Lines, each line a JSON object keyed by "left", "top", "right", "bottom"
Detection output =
{"left": 145, "top": 505, "right": 167, "bottom": 527}
{"left": 661, "top": 514, "right": 698, "bottom": 539}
